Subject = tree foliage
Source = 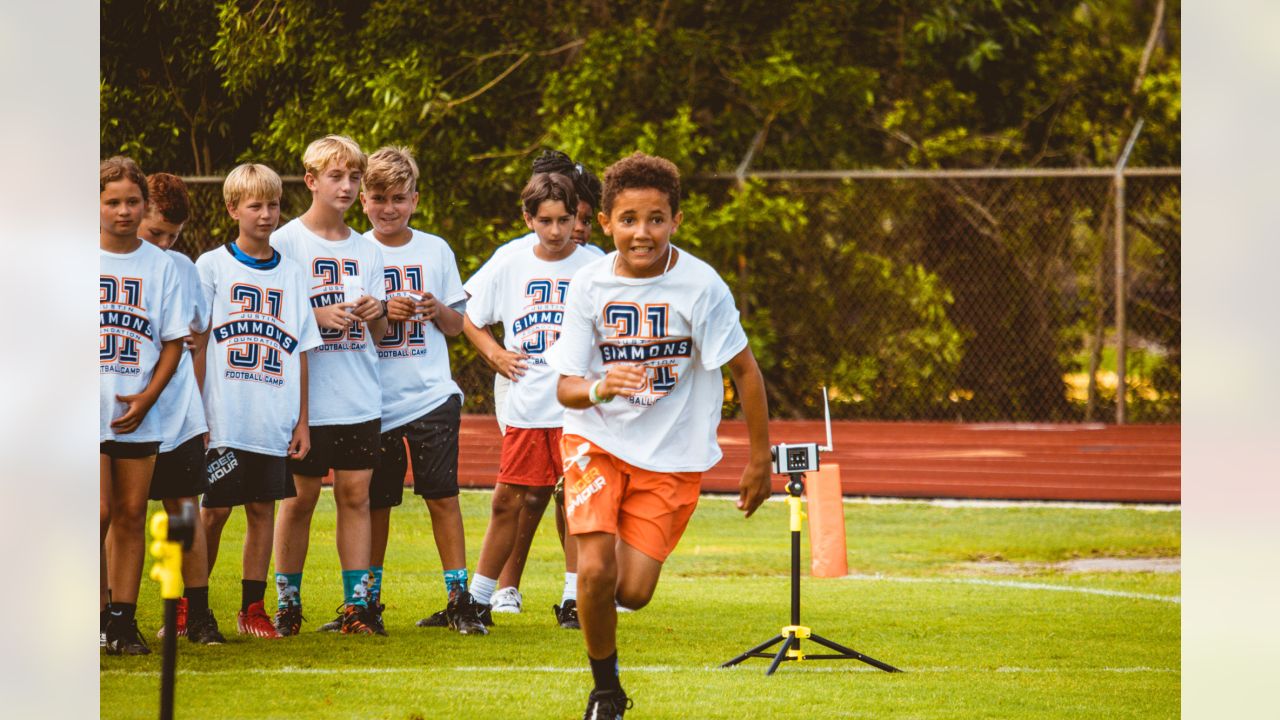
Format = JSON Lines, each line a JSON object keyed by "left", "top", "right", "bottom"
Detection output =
{"left": 102, "top": 0, "right": 1180, "bottom": 420}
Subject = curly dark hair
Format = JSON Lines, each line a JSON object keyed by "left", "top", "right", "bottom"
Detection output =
{"left": 531, "top": 149, "right": 602, "bottom": 212}
{"left": 145, "top": 172, "right": 191, "bottom": 224}
{"left": 600, "top": 152, "right": 680, "bottom": 216}
{"left": 100, "top": 156, "right": 149, "bottom": 203}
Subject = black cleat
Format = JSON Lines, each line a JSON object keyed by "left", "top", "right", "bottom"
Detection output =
{"left": 415, "top": 607, "right": 449, "bottom": 628}
{"left": 186, "top": 609, "right": 226, "bottom": 645}
{"left": 368, "top": 602, "right": 388, "bottom": 636}
{"left": 317, "top": 605, "right": 344, "bottom": 632}
{"left": 446, "top": 591, "right": 490, "bottom": 636}
{"left": 339, "top": 603, "right": 383, "bottom": 636}
{"left": 273, "top": 604, "right": 304, "bottom": 637}
{"left": 554, "top": 599, "right": 581, "bottom": 629}
{"left": 582, "top": 688, "right": 632, "bottom": 720}
{"left": 104, "top": 617, "right": 152, "bottom": 656}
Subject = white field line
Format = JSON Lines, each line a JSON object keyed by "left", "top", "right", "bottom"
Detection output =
{"left": 841, "top": 573, "right": 1181, "bottom": 604}
{"left": 101, "top": 665, "right": 1178, "bottom": 678}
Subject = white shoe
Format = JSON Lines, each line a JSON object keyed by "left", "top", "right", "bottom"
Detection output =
{"left": 490, "top": 586, "right": 523, "bottom": 614}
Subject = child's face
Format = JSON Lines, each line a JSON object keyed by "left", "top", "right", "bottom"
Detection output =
{"left": 305, "top": 163, "right": 363, "bottom": 214}
{"left": 524, "top": 199, "right": 575, "bottom": 258}
{"left": 100, "top": 179, "right": 147, "bottom": 240}
{"left": 139, "top": 207, "right": 184, "bottom": 251}
{"left": 361, "top": 183, "right": 418, "bottom": 237}
{"left": 600, "top": 188, "right": 682, "bottom": 278}
{"left": 571, "top": 199, "right": 594, "bottom": 246}
{"left": 228, "top": 195, "right": 281, "bottom": 243}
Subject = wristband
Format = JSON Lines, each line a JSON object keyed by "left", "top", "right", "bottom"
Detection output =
{"left": 588, "top": 379, "right": 610, "bottom": 405}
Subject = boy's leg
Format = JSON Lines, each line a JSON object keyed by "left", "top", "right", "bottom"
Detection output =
{"left": 576, "top": 531, "right": 625, "bottom": 702}
{"left": 160, "top": 496, "right": 219, "bottom": 642}
{"left": 473, "top": 482, "right": 527, "bottom": 603}
{"left": 106, "top": 456, "right": 155, "bottom": 606}
{"left": 201, "top": 507, "right": 231, "bottom": 571}
{"left": 99, "top": 454, "right": 112, "bottom": 614}
{"left": 495, "top": 485, "right": 553, "bottom": 592}
{"left": 332, "top": 468, "right": 373, "bottom": 577}
{"left": 235, "top": 500, "right": 280, "bottom": 638}
{"left": 273, "top": 474, "right": 321, "bottom": 578}
{"left": 613, "top": 542, "right": 664, "bottom": 611}
{"left": 105, "top": 453, "right": 156, "bottom": 655}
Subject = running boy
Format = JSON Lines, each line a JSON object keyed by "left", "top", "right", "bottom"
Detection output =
{"left": 462, "top": 172, "right": 595, "bottom": 624}
{"left": 270, "top": 134, "right": 389, "bottom": 636}
{"left": 358, "top": 146, "right": 487, "bottom": 635}
{"left": 545, "top": 152, "right": 773, "bottom": 718}
{"left": 137, "top": 173, "right": 223, "bottom": 644}
{"left": 100, "top": 156, "right": 188, "bottom": 655}
{"left": 196, "top": 164, "right": 322, "bottom": 640}
{"left": 463, "top": 150, "right": 602, "bottom": 624}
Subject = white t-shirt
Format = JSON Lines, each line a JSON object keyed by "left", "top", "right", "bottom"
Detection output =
{"left": 100, "top": 240, "right": 189, "bottom": 443}
{"left": 463, "top": 232, "right": 604, "bottom": 298}
{"left": 151, "top": 249, "right": 210, "bottom": 451}
{"left": 272, "top": 218, "right": 386, "bottom": 426}
{"left": 544, "top": 248, "right": 749, "bottom": 472}
{"left": 466, "top": 244, "right": 596, "bottom": 428}
{"left": 195, "top": 244, "right": 324, "bottom": 456}
{"left": 365, "top": 229, "right": 467, "bottom": 432}
{"left": 464, "top": 232, "right": 603, "bottom": 424}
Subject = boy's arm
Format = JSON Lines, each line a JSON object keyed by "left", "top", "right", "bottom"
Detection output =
{"left": 110, "top": 338, "right": 183, "bottom": 434}
{"left": 463, "top": 316, "right": 528, "bottom": 381}
{"left": 726, "top": 345, "right": 772, "bottom": 518}
{"left": 556, "top": 365, "right": 649, "bottom": 409}
{"left": 289, "top": 353, "right": 311, "bottom": 460}
{"left": 191, "top": 330, "right": 210, "bottom": 394}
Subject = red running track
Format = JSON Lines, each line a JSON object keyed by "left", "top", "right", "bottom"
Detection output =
{"left": 344, "top": 416, "right": 1179, "bottom": 504}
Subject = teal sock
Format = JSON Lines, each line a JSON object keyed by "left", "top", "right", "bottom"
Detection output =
{"left": 342, "top": 569, "right": 370, "bottom": 607}
{"left": 443, "top": 568, "right": 469, "bottom": 599}
{"left": 275, "top": 572, "right": 302, "bottom": 609}
{"left": 369, "top": 566, "right": 383, "bottom": 605}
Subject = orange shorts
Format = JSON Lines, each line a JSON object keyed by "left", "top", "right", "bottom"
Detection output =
{"left": 497, "top": 427, "right": 563, "bottom": 487}
{"left": 560, "top": 434, "right": 702, "bottom": 563}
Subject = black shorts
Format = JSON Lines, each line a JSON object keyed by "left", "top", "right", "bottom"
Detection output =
{"left": 371, "top": 396, "right": 461, "bottom": 509}
{"left": 287, "top": 419, "right": 382, "bottom": 477}
{"left": 149, "top": 435, "right": 210, "bottom": 500}
{"left": 100, "top": 440, "right": 161, "bottom": 459}
{"left": 202, "top": 447, "right": 294, "bottom": 508}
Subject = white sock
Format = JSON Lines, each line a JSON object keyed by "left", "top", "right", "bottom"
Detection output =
{"left": 562, "top": 572, "right": 578, "bottom": 603}
{"left": 471, "top": 574, "right": 498, "bottom": 605}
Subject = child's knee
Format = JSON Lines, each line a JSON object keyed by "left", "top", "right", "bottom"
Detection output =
{"left": 615, "top": 586, "right": 653, "bottom": 610}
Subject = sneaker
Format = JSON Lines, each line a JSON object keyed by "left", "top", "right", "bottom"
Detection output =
{"left": 415, "top": 607, "right": 449, "bottom": 628}
{"left": 274, "top": 604, "right": 304, "bottom": 637}
{"left": 236, "top": 601, "right": 282, "bottom": 639}
{"left": 446, "top": 591, "right": 490, "bottom": 636}
{"left": 491, "top": 586, "right": 523, "bottom": 613}
{"left": 104, "top": 616, "right": 152, "bottom": 656}
{"left": 186, "top": 609, "right": 226, "bottom": 645}
{"left": 554, "top": 599, "right": 581, "bottom": 629}
{"left": 156, "top": 597, "right": 188, "bottom": 639}
{"left": 318, "top": 605, "right": 344, "bottom": 632}
{"left": 368, "top": 602, "right": 388, "bottom": 636}
{"left": 582, "top": 688, "right": 632, "bottom": 720}
{"left": 339, "top": 603, "right": 383, "bottom": 636}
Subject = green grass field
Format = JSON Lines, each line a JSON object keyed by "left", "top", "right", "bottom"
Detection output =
{"left": 101, "top": 492, "right": 1180, "bottom": 719}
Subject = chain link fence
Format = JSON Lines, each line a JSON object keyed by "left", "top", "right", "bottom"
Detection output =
{"left": 174, "top": 169, "right": 1179, "bottom": 424}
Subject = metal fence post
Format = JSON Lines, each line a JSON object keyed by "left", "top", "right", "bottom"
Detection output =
{"left": 1113, "top": 119, "right": 1145, "bottom": 425}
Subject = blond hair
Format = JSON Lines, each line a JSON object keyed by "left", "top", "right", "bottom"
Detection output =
{"left": 302, "top": 134, "right": 366, "bottom": 176}
{"left": 223, "top": 163, "right": 283, "bottom": 208}
{"left": 363, "top": 146, "right": 420, "bottom": 193}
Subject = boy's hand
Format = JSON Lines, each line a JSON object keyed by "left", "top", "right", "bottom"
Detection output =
{"left": 110, "top": 392, "right": 157, "bottom": 434}
{"left": 314, "top": 301, "right": 358, "bottom": 331}
{"left": 289, "top": 423, "right": 310, "bottom": 460}
{"left": 599, "top": 364, "right": 648, "bottom": 399}
{"left": 385, "top": 296, "right": 418, "bottom": 323}
{"left": 415, "top": 293, "right": 441, "bottom": 322}
{"left": 490, "top": 349, "right": 530, "bottom": 381}
{"left": 182, "top": 334, "right": 198, "bottom": 351}
{"left": 736, "top": 457, "right": 772, "bottom": 518}
{"left": 351, "top": 295, "right": 383, "bottom": 323}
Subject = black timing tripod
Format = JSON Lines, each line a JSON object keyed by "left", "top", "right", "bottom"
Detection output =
{"left": 721, "top": 473, "right": 902, "bottom": 675}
